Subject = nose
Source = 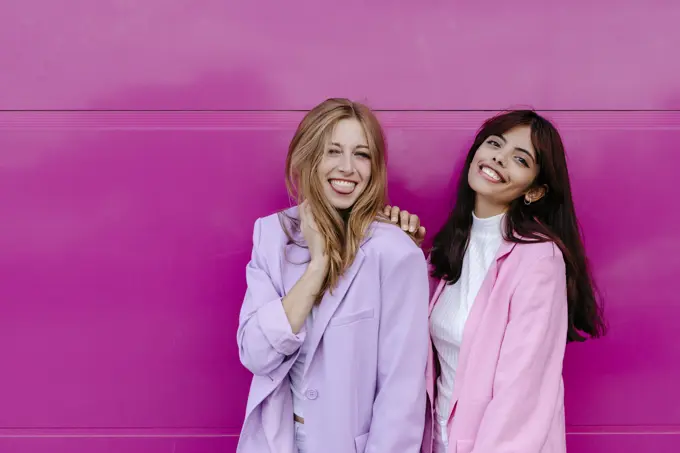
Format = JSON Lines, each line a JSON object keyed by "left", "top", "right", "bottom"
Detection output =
{"left": 337, "top": 152, "right": 354, "bottom": 174}
{"left": 493, "top": 147, "right": 511, "bottom": 167}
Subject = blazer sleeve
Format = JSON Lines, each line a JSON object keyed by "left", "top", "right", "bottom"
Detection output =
{"left": 365, "top": 247, "right": 430, "bottom": 453}
{"left": 471, "top": 253, "right": 569, "bottom": 453}
{"left": 236, "top": 217, "right": 306, "bottom": 376}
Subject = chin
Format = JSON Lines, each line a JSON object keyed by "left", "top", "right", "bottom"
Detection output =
{"left": 468, "top": 177, "right": 488, "bottom": 194}
{"left": 329, "top": 199, "right": 355, "bottom": 210}
{"left": 324, "top": 187, "right": 363, "bottom": 211}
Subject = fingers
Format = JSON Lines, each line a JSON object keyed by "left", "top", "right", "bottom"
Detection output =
{"left": 300, "top": 201, "right": 312, "bottom": 230}
{"left": 303, "top": 203, "right": 320, "bottom": 231}
{"left": 384, "top": 205, "right": 422, "bottom": 235}
{"left": 397, "top": 209, "right": 409, "bottom": 231}
{"left": 399, "top": 210, "right": 421, "bottom": 234}
{"left": 415, "top": 226, "right": 426, "bottom": 244}
{"left": 408, "top": 212, "right": 420, "bottom": 233}
{"left": 389, "top": 205, "right": 400, "bottom": 223}
{"left": 299, "top": 200, "right": 307, "bottom": 221}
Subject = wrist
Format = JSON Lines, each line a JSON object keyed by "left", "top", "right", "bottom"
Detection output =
{"left": 307, "top": 257, "right": 328, "bottom": 275}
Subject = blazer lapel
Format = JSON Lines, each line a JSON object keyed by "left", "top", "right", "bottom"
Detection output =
{"left": 429, "top": 279, "right": 446, "bottom": 315}
{"left": 447, "top": 240, "right": 516, "bottom": 420}
{"left": 302, "top": 247, "right": 366, "bottom": 376}
{"left": 280, "top": 215, "right": 373, "bottom": 377}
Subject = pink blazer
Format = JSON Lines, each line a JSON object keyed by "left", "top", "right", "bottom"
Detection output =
{"left": 423, "top": 240, "right": 569, "bottom": 453}
{"left": 236, "top": 207, "right": 430, "bottom": 453}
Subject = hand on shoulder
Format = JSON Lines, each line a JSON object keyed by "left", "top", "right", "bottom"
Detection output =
{"left": 382, "top": 205, "right": 426, "bottom": 246}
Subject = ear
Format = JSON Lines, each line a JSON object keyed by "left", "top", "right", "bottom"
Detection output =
{"left": 524, "top": 184, "right": 548, "bottom": 204}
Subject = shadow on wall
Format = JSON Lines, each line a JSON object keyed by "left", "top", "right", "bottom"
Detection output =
{"left": 0, "top": 67, "right": 291, "bottom": 431}
{"left": 540, "top": 106, "right": 680, "bottom": 431}
{"left": 384, "top": 129, "right": 472, "bottom": 252}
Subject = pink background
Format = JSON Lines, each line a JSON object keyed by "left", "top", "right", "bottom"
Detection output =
{"left": 1, "top": 1, "right": 678, "bottom": 452}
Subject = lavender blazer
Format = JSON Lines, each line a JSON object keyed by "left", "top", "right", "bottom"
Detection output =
{"left": 236, "top": 206, "right": 430, "bottom": 453}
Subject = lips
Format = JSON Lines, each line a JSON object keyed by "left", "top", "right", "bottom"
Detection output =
{"left": 329, "top": 178, "right": 357, "bottom": 194}
{"left": 478, "top": 164, "right": 506, "bottom": 183}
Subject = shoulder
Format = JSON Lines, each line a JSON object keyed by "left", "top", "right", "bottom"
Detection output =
{"left": 505, "top": 241, "right": 567, "bottom": 309}
{"left": 501, "top": 240, "right": 567, "bottom": 301}
{"left": 505, "top": 241, "right": 568, "bottom": 324}
{"left": 365, "top": 220, "right": 421, "bottom": 254}
{"left": 363, "top": 220, "right": 426, "bottom": 269}
{"left": 251, "top": 206, "right": 298, "bottom": 249}
{"left": 509, "top": 240, "right": 565, "bottom": 273}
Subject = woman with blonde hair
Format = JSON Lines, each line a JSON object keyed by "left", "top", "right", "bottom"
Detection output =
{"left": 236, "top": 98, "right": 430, "bottom": 453}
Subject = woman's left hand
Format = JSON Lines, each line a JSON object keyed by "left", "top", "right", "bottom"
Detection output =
{"left": 383, "top": 205, "right": 426, "bottom": 246}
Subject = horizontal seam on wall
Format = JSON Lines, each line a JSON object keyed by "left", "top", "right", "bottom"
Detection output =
{"left": 1, "top": 109, "right": 680, "bottom": 113}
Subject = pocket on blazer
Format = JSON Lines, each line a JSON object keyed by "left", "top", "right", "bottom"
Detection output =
{"left": 354, "top": 432, "right": 369, "bottom": 453}
{"left": 328, "top": 308, "right": 375, "bottom": 327}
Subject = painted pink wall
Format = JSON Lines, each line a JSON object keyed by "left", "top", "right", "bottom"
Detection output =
{"left": 0, "top": 1, "right": 678, "bottom": 452}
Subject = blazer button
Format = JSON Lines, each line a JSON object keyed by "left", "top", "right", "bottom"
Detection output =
{"left": 305, "top": 389, "right": 318, "bottom": 400}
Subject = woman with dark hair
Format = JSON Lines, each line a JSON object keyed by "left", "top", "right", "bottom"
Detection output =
{"left": 387, "top": 110, "right": 606, "bottom": 453}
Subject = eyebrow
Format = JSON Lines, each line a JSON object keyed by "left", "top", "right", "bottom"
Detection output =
{"left": 331, "top": 142, "right": 370, "bottom": 150}
{"left": 498, "top": 134, "right": 536, "bottom": 162}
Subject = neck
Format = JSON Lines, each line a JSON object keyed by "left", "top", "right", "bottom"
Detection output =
{"left": 337, "top": 207, "right": 351, "bottom": 222}
{"left": 474, "top": 195, "right": 508, "bottom": 219}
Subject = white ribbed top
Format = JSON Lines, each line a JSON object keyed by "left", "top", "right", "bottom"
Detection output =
{"left": 430, "top": 212, "right": 504, "bottom": 426}
{"left": 289, "top": 308, "right": 316, "bottom": 418}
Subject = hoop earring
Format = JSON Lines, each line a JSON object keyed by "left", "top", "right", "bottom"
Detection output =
{"left": 524, "top": 198, "right": 531, "bottom": 206}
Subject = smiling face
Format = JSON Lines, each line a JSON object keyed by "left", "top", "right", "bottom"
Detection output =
{"left": 468, "top": 125, "right": 546, "bottom": 216}
{"left": 316, "top": 118, "right": 373, "bottom": 210}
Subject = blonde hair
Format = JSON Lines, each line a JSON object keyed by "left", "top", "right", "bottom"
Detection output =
{"left": 281, "top": 98, "right": 388, "bottom": 301}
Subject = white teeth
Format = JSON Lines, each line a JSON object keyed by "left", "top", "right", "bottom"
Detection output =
{"left": 330, "top": 180, "right": 356, "bottom": 187}
{"left": 482, "top": 166, "right": 502, "bottom": 181}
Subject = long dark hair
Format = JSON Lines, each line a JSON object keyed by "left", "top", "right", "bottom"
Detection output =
{"left": 430, "top": 110, "right": 606, "bottom": 342}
